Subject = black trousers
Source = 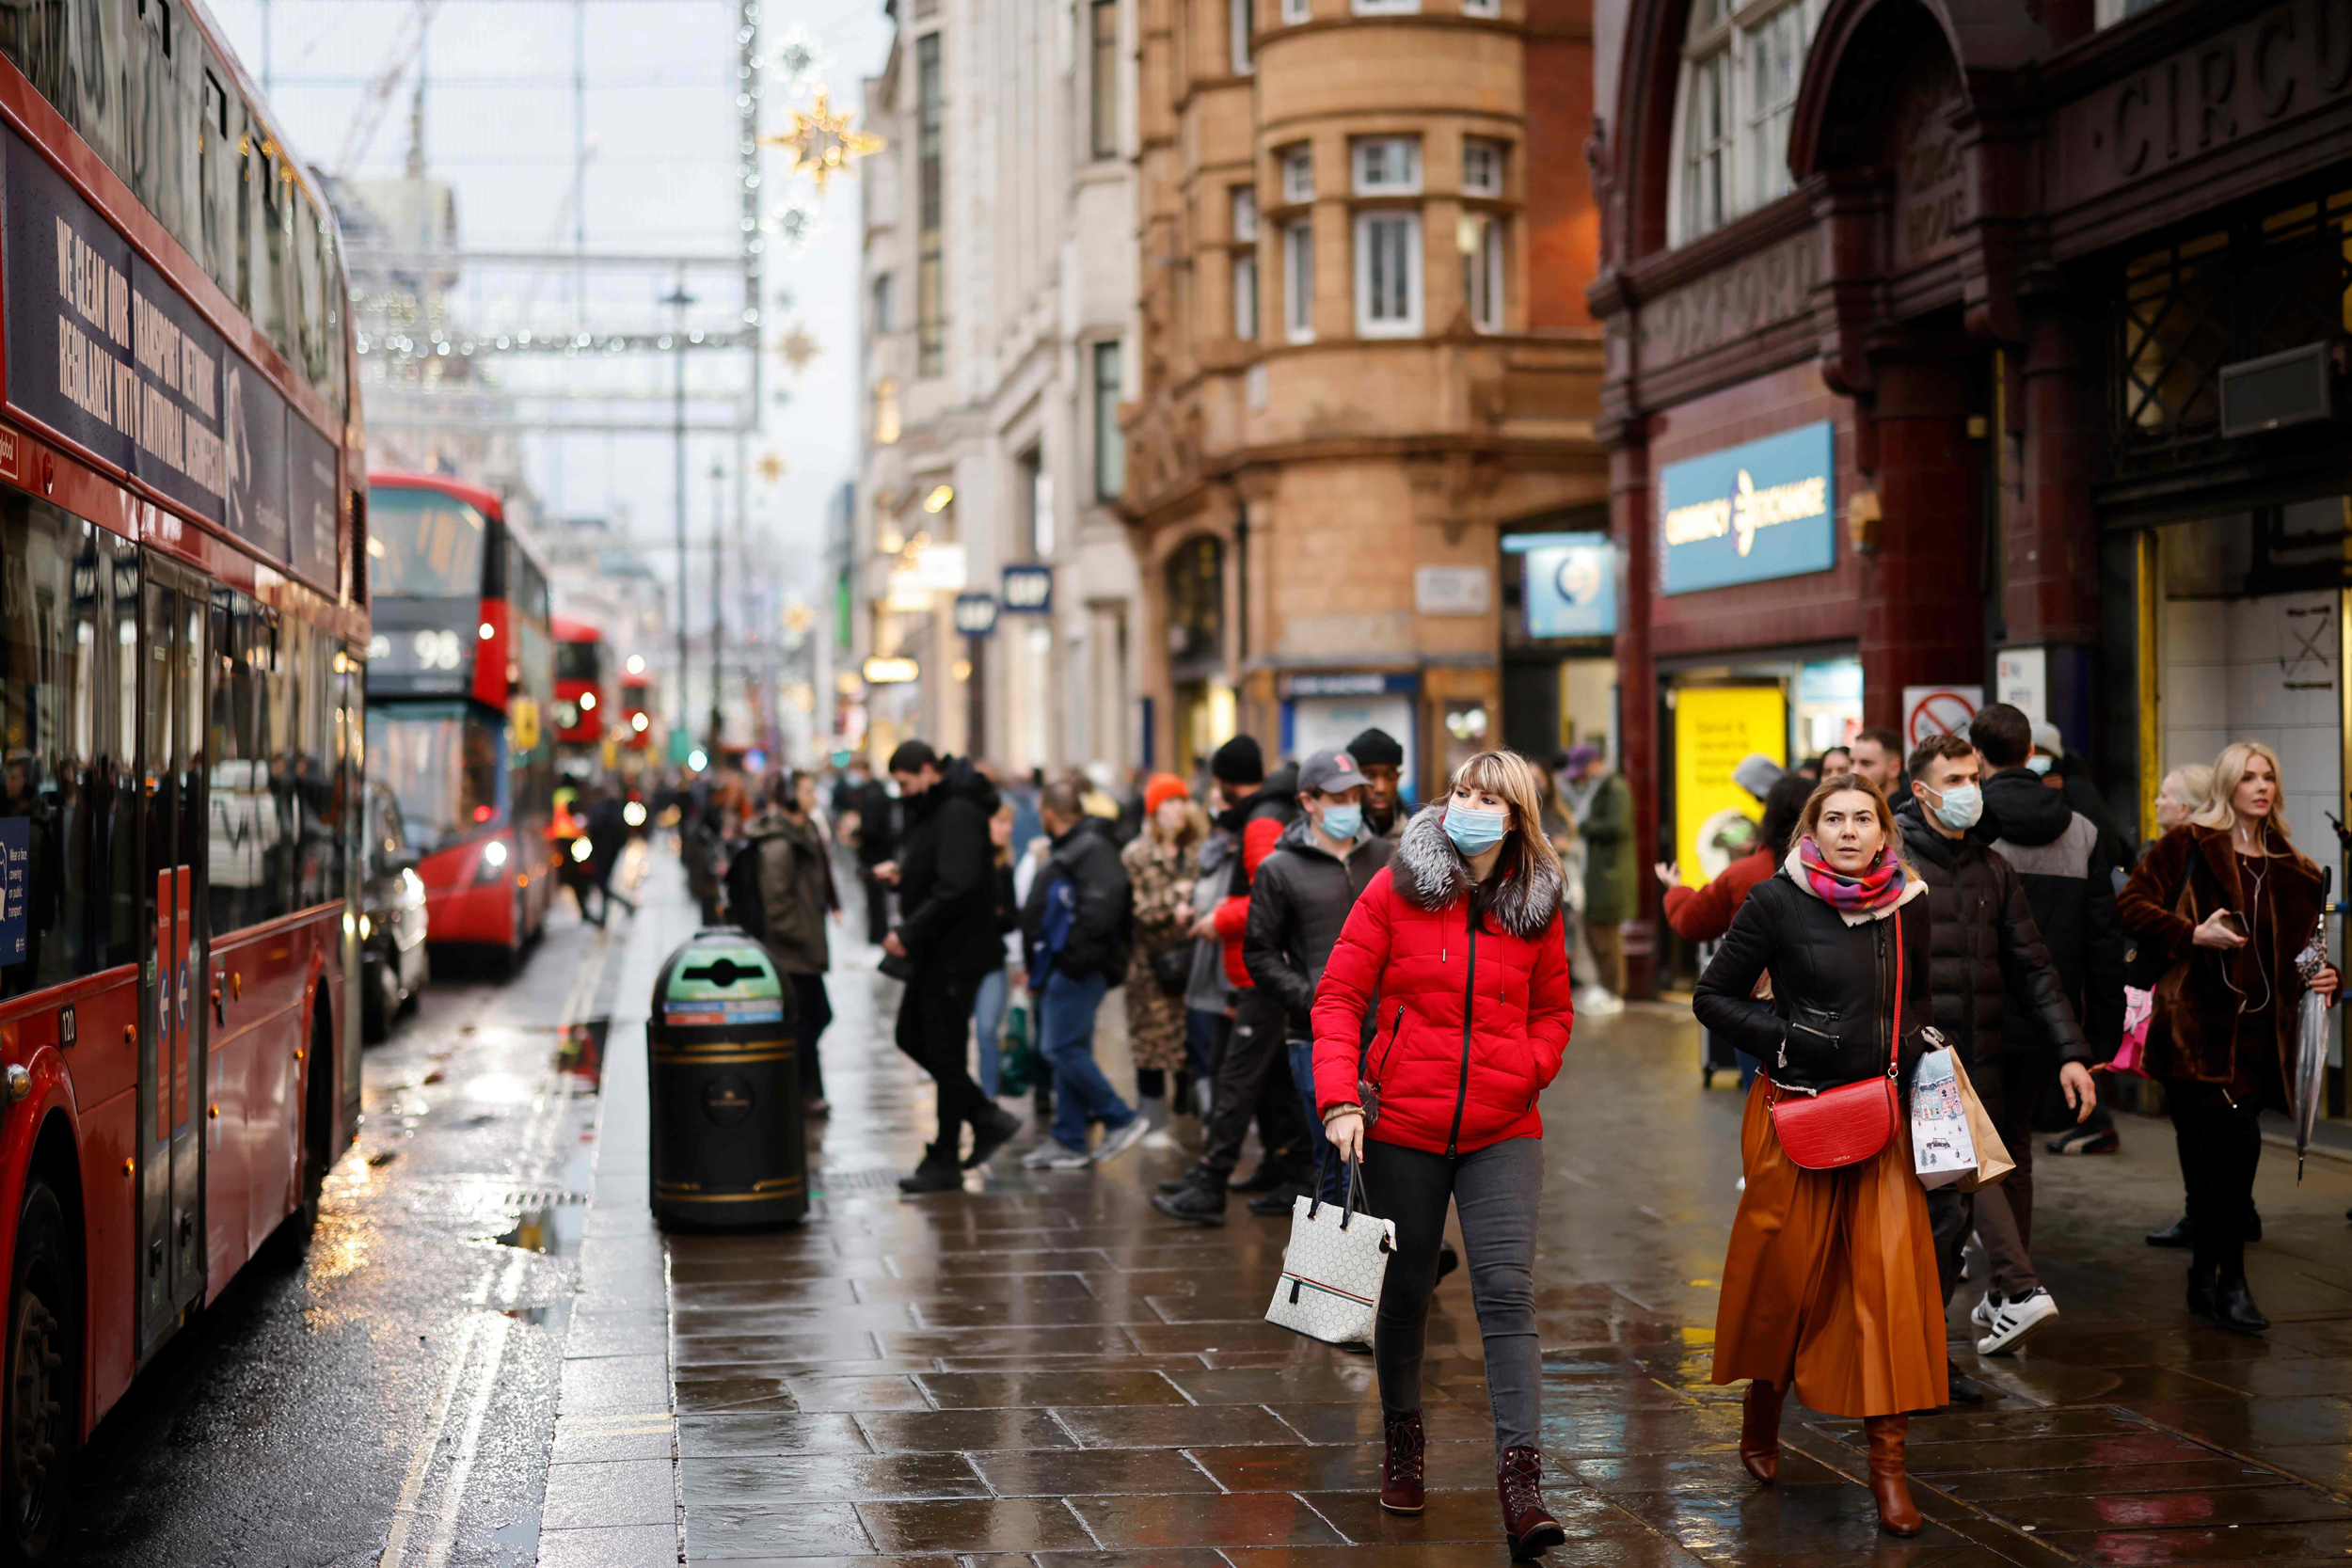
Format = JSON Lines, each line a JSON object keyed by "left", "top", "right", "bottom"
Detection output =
{"left": 789, "top": 972, "right": 831, "bottom": 1101}
{"left": 896, "top": 968, "right": 992, "bottom": 1161}
{"left": 2165, "top": 1083, "right": 2264, "bottom": 1278}
{"left": 1198, "top": 990, "right": 1305, "bottom": 1177}
{"left": 860, "top": 867, "right": 893, "bottom": 944}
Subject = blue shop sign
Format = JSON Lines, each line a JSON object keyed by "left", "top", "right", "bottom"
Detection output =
{"left": 1505, "top": 531, "right": 1615, "bottom": 638}
{"left": 1001, "top": 564, "right": 1053, "bottom": 614}
{"left": 1659, "top": 421, "right": 1836, "bottom": 594}
{"left": 0, "top": 817, "right": 24, "bottom": 966}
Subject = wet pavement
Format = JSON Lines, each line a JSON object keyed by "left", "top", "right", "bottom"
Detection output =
{"left": 538, "top": 853, "right": 2352, "bottom": 1567}
{"left": 57, "top": 851, "right": 638, "bottom": 1568}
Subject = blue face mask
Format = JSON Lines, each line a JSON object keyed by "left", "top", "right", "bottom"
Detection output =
{"left": 1319, "top": 803, "right": 1363, "bottom": 841}
{"left": 1928, "top": 781, "right": 1983, "bottom": 832}
{"left": 1443, "top": 803, "right": 1510, "bottom": 853}
{"left": 2026, "top": 754, "right": 2054, "bottom": 775}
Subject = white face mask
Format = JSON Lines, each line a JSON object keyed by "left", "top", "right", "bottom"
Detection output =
{"left": 2026, "top": 754, "right": 2054, "bottom": 775}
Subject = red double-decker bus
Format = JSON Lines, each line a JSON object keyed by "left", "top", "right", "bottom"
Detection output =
{"left": 364, "top": 473, "right": 556, "bottom": 970}
{"left": 553, "top": 614, "right": 606, "bottom": 760}
{"left": 0, "top": 3, "right": 366, "bottom": 1552}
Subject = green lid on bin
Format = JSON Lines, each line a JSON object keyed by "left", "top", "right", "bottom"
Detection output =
{"left": 658, "top": 936, "right": 786, "bottom": 1026}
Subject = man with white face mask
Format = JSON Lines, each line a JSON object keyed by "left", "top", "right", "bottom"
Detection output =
{"left": 1893, "top": 733, "right": 2099, "bottom": 1379}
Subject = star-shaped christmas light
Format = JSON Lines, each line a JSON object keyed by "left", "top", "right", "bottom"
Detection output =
{"left": 758, "top": 451, "right": 790, "bottom": 483}
{"left": 767, "top": 198, "right": 824, "bottom": 252}
{"left": 775, "top": 326, "right": 820, "bottom": 371}
{"left": 764, "top": 26, "right": 829, "bottom": 94}
{"left": 760, "top": 91, "right": 883, "bottom": 195}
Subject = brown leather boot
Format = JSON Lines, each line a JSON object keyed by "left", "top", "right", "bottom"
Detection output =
{"left": 1379, "top": 1411, "right": 1424, "bottom": 1515}
{"left": 1864, "top": 1414, "right": 1922, "bottom": 1536}
{"left": 1497, "top": 1446, "right": 1566, "bottom": 1559}
{"left": 1740, "top": 1379, "right": 1785, "bottom": 1484}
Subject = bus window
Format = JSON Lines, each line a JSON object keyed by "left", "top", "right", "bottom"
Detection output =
{"left": 208, "top": 588, "right": 275, "bottom": 935}
{"left": 294, "top": 191, "right": 330, "bottom": 394}
{"left": 365, "top": 705, "right": 502, "bottom": 856}
{"left": 0, "top": 2, "right": 66, "bottom": 107}
{"left": 293, "top": 623, "right": 343, "bottom": 909}
{"left": 198, "top": 66, "right": 236, "bottom": 304}
{"left": 369, "top": 488, "right": 488, "bottom": 599}
{"left": 0, "top": 497, "right": 142, "bottom": 996}
{"left": 246, "top": 105, "right": 290, "bottom": 359}
{"left": 64, "top": 0, "right": 127, "bottom": 188}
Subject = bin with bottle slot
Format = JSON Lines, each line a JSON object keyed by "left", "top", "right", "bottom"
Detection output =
{"left": 647, "top": 929, "right": 805, "bottom": 1227}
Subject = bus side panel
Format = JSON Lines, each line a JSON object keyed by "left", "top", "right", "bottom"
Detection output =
{"left": 420, "top": 843, "right": 515, "bottom": 948}
{"left": 77, "top": 1084, "right": 136, "bottom": 1433}
{"left": 211, "top": 919, "right": 310, "bottom": 1273}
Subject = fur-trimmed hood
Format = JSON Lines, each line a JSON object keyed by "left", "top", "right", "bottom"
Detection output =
{"left": 1390, "top": 806, "right": 1564, "bottom": 941}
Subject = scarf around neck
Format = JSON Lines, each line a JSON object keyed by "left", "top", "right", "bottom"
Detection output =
{"left": 1792, "top": 836, "right": 1909, "bottom": 917}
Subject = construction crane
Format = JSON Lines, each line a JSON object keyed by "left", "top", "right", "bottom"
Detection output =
{"left": 332, "top": 0, "right": 445, "bottom": 175}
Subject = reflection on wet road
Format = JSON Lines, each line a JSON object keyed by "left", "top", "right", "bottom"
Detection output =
{"left": 58, "top": 865, "right": 628, "bottom": 1568}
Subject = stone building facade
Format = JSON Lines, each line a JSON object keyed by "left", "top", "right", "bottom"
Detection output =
{"left": 1121, "top": 0, "right": 1609, "bottom": 796}
{"left": 1590, "top": 0, "right": 2352, "bottom": 1002}
{"left": 854, "top": 0, "right": 1144, "bottom": 772}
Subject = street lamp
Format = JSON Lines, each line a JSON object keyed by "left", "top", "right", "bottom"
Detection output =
{"left": 661, "top": 277, "right": 696, "bottom": 752}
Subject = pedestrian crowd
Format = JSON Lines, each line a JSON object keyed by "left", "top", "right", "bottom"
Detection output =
{"left": 653, "top": 703, "right": 2337, "bottom": 1559}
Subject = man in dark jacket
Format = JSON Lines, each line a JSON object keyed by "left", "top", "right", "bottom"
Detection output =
{"left": 1898, "top": 734, "right": 2099, "bottom": 1367}
{"left": 848, "top": 757, "right": 898, "bottom": 944}
{"left": 1973, "top": 705, "right": 2126, "bottom": 1154}
{"left": 1346, "top": 727, "right": 1408, "bottom": 840}
{"left": 1244, "top": 749, "right": 1394, "bottom": 1209}
{"left": 1156, "top": 736, "right": 1309, "bottom": 1225}
{"left": 745, "top": 771, "right": 837, "bottom": 1114}
{"left": 883, "top": 741, "right": 1023, "bottom": 1192}
{"left": 1018, "top": 782, "right": 1150, "bottom": 1170}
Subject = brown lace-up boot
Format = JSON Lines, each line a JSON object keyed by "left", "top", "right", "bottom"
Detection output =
{"left": 1497, "top": 1445, "right": 1567, "bottom": 1559}
{"left": 1378, "top": 1411, "right": 1424, "bottom": 1514}
{"left": 1740, "top": 1378, "right": 1785, "bottom": 1484}
{"left": 1864, "top": 1414, "right": 1922, "bottom": 1536}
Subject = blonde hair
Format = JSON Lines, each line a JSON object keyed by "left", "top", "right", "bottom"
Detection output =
{"left": 1796, "top": 771, "right": 1910, "bottom": 873}
{"left": 2192, "top": 741, "right": 2291, "bottom": 839}
{"left": 1152, "top": 800, "right": 1210, "bottom": 853}
{"left": 2157, "top": 764, "right": 2213, "bottom": 813}
{"left": 1448, "top": 750, "right": 1565, "bottom": 885}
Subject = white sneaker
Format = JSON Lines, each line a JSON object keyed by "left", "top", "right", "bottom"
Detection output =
{"left": 1581, "top": 990, "right": 1625, "bottom": 1017}
{"left": 1093, "top": 1115, "right": 1152, "bottom": 1164}
{"left": 1970, "top": 1291, "right": 2000, "bottom": 1332}
{"left": 1041, "top": 1143, "right": 1094, "bottom": 1170}
{"left": 1021, "top": 1141, "right": 1079, "bottom": 1168}
{"left": 1975, "top": 1288, "right": 2058, "bottom": 1356}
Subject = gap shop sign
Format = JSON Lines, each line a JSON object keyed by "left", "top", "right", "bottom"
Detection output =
{"left": 1659, "top": 421, "right": 1836, "bottom": 594}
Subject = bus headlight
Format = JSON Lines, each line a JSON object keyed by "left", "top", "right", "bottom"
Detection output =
{"left": 476, "top": 838, "right": 511, "bottom": 883}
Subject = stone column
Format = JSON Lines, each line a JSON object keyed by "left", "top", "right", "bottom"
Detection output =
{"left": 1861, "top": 354, "right": 1985, "bottom": 734}
{"left": 1609, "top": 430, "right": 1659, "bottom": 1000}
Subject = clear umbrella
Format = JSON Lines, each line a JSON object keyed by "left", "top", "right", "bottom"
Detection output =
{"left": 2293, "top": 867, "right": 2334, "bottom": 1181}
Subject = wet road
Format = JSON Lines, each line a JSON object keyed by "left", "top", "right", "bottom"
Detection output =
{"left": 58, "top": 865, "right": 629, "bottom": 1568}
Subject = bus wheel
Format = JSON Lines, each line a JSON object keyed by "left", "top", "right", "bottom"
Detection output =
{"left": 2, "top": 1181, "right": 74, "bottom": 1565}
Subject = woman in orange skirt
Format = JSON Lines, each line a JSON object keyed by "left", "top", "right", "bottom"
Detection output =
{"left": 1692, "top": 774, "right": 1945, "bottom": 1536}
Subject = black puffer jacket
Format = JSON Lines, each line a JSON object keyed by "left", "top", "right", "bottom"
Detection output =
{"left": 1693, "top": 866, "right": 1933, "bottom": 1095}
{"left": 1021, "top": 817, "right": 1134, "bottom": 984}
{"left": 1243, "top": 815, "right": 1395, "bottom": 1033}
{"left": 1980, "top": 768, "right": 2125, "bottom": 1058}
{"left": 1893, "top": 800, "right": 2090, "bottom": 1069}
{"left": 893, "top": 756, "right": 1003, "bottom": 976}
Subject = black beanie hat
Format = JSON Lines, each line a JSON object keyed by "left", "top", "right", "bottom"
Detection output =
{"left": 1346, "top": 727, "right": 1405, "bottom": 768}
{"left": 1210, "top": 735, "right": 1265, "bottom": 784}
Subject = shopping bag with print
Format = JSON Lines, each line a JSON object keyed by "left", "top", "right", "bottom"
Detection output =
{"left": 1910, "top": 1043, "right": 1979, "bottom": 1190}
{"left": 1952, "top": 1053, "right": 2014, "bottom": 1194}
{"left": 1266, "top": 1154, "right": 1394, "bottom": 1346}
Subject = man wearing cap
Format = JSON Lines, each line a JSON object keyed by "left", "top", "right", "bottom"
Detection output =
{"left": 1154, "top": 735, "right": 1309, "bottom": 1224}
{"left": 1346, "top": 727, "right": 1409, "bottom": 840}
{"left": 1241, "top": 749, "right": 1396, "bottom": 1210}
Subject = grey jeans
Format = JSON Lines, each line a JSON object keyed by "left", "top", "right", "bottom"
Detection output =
{"left": 1361, "top": 1135, "right": 1543, "bottom": 1456}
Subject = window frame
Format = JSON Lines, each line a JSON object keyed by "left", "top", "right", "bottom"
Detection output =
{"left": 1668, "top": 0, "right": 1818, "bottom": 247}
{"left": 1351, "top": 136, "right": 1422, "bottom": 196}
{"left": 1230, "top": 0, "right": 1254, "bottom": 73}
{"left": 1281, "top": 0, "right": 1311, "bottom": 21}
{"left": 1280, "top": 148, "right": 1313, "bottom": 205}
{"left": 1089, "top": 0, "right": 1120, "bottom": 159}
{"left": 1091, "top": 341, "right": 1125, "bottom": 502}
{"left": 1353, "top": 209, "right": 1422, "bottom": 338}
{"left": 1351, "top": 0, "right": 1420, "bottom": 15}
{"left": 1232, "top": 248, "right": 1259, "bottom": 341}
{"left": 1461, "top": 136, "right": 1503, "bottom": 198}
{"left": 1282, "top": 218, "right": 1315, "bottom": 343}
{"left": 1462, "top": 214, "right": 1503, "bottom": 333}
{"left": 915, "top": 30, "right": 947, "bottom": 378}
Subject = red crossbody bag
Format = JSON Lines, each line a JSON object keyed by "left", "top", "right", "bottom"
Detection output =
{"left": 1769, "top": 907, "right": 1902, "bottom": 1171}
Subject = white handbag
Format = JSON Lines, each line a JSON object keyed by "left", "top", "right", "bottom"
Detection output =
{"left": 1265, "top": 1158, "right": 1395, "bottom": 1346}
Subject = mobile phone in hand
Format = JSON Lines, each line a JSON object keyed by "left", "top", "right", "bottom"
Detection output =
{"left": 2216, "top": 910, "right": 2249, "bottom": 940}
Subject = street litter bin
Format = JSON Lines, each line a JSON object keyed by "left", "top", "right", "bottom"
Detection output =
{"left": 648, "top": 928, "right": 805, "bottom": 1228}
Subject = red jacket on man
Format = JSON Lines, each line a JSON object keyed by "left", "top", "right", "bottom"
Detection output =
{"left": 1211, "top": 777, "right": 1295, "bottom": 989}
{"left": 1661, "top": 846, "right": 1778, "bottom": 944}
{"left": 1312, "top": 810, "right": 1576, "bottom": 1155}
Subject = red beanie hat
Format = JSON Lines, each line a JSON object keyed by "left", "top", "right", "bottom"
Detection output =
{"left": 1143, "top": 773, "right": 1190, "bottom": 817}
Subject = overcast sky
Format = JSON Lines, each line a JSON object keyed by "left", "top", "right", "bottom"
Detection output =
{"left": 208, "top": 0, "right": 894, "bottom": 619}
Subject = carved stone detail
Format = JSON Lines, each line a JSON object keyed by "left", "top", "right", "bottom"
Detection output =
{"left": 1634, "top": 233, "right": 1820, "bottom": 374}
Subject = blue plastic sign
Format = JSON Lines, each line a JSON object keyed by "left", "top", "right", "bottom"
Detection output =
{"left": 1509, "top": 531, "right": 1615, "bottom": 638}
{"left": 0, "top": 817, "right": 25, "bottom": 965}
{"left": 953, "top": 593, "right": 999, "bottom": 636}
{"left": 1659, "top": 422, "right": 1836, "bottom": 594}
{"left": 1001, "top": 564, "right": 1054, "bottom": 614}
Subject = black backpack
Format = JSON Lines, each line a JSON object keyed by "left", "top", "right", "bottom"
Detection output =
{"left": 722, "top": 838, "right": 769, "bottom": 940}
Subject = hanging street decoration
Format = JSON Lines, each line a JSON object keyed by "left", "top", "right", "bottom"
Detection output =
{"left": 767, "top": 198, "right": 824, "bottom": 253}
{"left": 775, "top": 325, "right": 820, "bottom": 372}
{"left": 764, "top": 25, "right": 830, "bottom": 95}
{"left": 761, "top": 90, "right": 883, "bottom": 195}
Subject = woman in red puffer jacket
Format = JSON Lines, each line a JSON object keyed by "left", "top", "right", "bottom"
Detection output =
{"left": 1314, "top": 750, "right": 1575, "bottom": 1561}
